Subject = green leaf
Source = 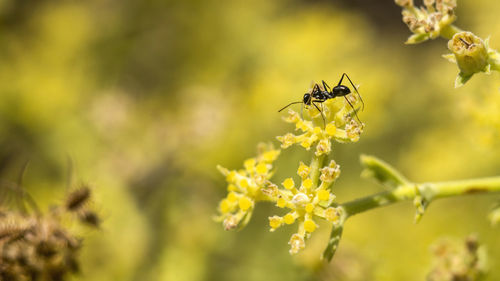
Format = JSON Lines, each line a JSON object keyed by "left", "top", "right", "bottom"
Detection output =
{"left": 413, "top": 195, "right": 429, "bottom": 223}
{"left": 405, "top": 33, "right": 429, "bottom": 44}
{"left": 442, "top": 53, "right": 456, "bottom": 63}
{"left": 455, "top": 72, "right": 473, "bottom": 88}
{"left": 360, "top": 155, "right": 409, "bottom": 189}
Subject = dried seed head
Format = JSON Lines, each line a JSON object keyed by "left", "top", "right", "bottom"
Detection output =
{"left": 395, "top": 0, "right": 414, "bottom": 7}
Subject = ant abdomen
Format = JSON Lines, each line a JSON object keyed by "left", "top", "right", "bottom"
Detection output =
{"left": 332, "top": 85, "right": 351, "bottom": 97}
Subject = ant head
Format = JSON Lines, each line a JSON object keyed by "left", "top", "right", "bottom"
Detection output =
{"left": 303, "top": 93, "right": 312, "bottom": 105}
{"left": 332, "top": 85, "right": 351, "bottom": 97}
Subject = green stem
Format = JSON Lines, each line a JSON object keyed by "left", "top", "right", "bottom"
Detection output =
{"left": 309, "top": 154, "right": 325, "bottom": 188}
{"left": 342, "top": 177, "right": 500, "bottom": 218}
{"left": 440, "top": 24, "right": 463, "bottom": 39}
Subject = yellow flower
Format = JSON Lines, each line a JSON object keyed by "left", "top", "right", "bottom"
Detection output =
{"left": 215, "top": 143, "right": 280, "bottom": 230}
{"left": 277, "top": 83, "right": 364, "bottom": 156}
{"left": 268, "top": 161, "right": 340, "bottom": 254}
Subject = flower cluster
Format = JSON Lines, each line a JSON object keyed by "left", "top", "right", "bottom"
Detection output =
{"left": 395, "top": 0, "right": 457, "bottom": 44}
{"left": 216, "top": 143, "right": 280, "bottom": 230}
{"left": 268, "top": 160, "right": 342, "bottom": 254}
{"left": 277, "top": 86, "right": 364, "bottom": 156}
{"left": 216, "top": 82, "right": 364, "bottom": 255}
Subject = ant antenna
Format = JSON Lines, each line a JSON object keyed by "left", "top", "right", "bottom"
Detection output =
{"left": 278, "top": 101, "right": 303, "bottom": 112}
{"left": 338, "top": 73, "right": 364, "bottom": 111}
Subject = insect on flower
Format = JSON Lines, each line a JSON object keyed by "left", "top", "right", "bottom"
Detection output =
{"left": 278, "top": 73, "right": 364, "bottom": 127}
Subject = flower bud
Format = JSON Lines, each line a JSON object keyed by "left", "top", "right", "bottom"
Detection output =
{"left": 448, "top": 32, "right": 489, "bottom": 77}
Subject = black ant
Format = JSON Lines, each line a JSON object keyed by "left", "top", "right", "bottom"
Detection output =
{"left": 278, "top": 73, "right": 364, "bottom": 127}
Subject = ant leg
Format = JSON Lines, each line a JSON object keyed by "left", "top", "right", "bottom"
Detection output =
{"left": 311, "top": 83, "right": 321, "bottom": 94}
{"left": 339, "top": 73, "right": 364, "bottom": 110}
{"left": 322, "top": 80, "right": 331, "bottom": 92}
{"left": 343, "top": 96, "right": 362, "bottom": 124}
{"left": 312, "top": 102, "right": 326, "bottom": 128}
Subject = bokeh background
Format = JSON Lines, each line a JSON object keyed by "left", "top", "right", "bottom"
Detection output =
{"left": 0, "top": 0, "right": 499, "bottom": 280}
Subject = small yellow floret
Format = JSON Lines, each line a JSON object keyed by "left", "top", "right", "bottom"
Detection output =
{"left": 305, "top": 203, "right": 314, "bottom": 213}
{"left": 304, "top": 220, "right": 317, "bottom": 233}
{"left": 269, "top": 216, "right": 282, "bottom": 229}
{"left": 227, "top": 184, "right": 237, "bottom": 191}
{"left": 303, "top": 178, "right": 313, "bottom": 189}
{"left": 313, "top": 127, "right": 322, "bottom": 135}
{"left": 317, "top": 189, "right": 330, "bottom": 201}
{"left": 220, "top": 199, "right": 231, "bottom": 213}
{"left": 289, "top": 233, "right": 305, "bottom": 254}
{"left": 262, "top": 150, "right": 279, "bottom": 162}
{"left": 239, "top": 178, "right": 249, "bottom": 188}
{"left": 277, "top": 197, "right": 286, "bottom": 208}
{"left": 297, "top": 162, "right": 310, "bottom": 178}
{"left": 325, "top": 123, "right": 337, "bottom": 136}
{"left": 283, "top": 178, "right": 295, "bottom": 190}
{"left": 301, "top": 139, "right": 312, "bottom": 149}
{"left": 284, "top": 214, "right": 295, "bottom": 224}
{"left": 227, "top": 192, "right": 238, "bottom": 202}
{"left": 256, "top": 163, "right": 268, "bottom": 174}
{"left": 325, "top": 207, "right": 340, "bottom": 222}
{"left": 244, "top": 158, "right": 256, "bottom": 171}
{"left": 226, "top": 171, "right": 236, "bottom": 182}
{"left": 239, "top": 197, "right": 252, "bottom": 211}
{"left": 296, "top": 120, "right": 309, "bottom": 131}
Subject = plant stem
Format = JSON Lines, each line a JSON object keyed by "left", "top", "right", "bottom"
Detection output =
{"left": 440, "top": 24, "right": 463, "bottom": 39}
{"left": 310, "top": 154, "right": 325, "bottom": 188}
{"left": 342, "top": 177, "right": 500, "bottom": 218}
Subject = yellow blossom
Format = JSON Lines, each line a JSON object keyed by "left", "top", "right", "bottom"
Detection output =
{"left": 297, "top": 162, "right": 310, "bottom": 179}
{"left": 317, "top": 189, "right": 330, "bottom": 201}
{"left": 288, "top": 234, "right": 305, "bottom": 254}
{"left": 227, "top": 192, "right": 238, "bottom": 202}
{"left": 256, "top": 163, "right": 268, "bottom": 174}
{"left": 277, "top": 85, "right": 364, "bottom": 155}
{"left": 304, "top": 220, "right": 317, "bottom": 233}
{"left": 325, "top": 123, "right": 337, "bottom": 136}
{"left": 283, "top": 178, "right": 295, "bottom": 190}
{"left": 284, "top": 213, "right": 295, "bottom": 224}
{"left": 269, "top": 216, "right": 282, "bottom": 231}
{"left": 215, "top": 143, "right": 280, "bottom": 230}
{"left": 239, "top": 197, "right": 252, "bottom": 211}
{"left": 267, "top": 160, "right": 342, "bottom": 254}
{"left": 325, "top": 207, "right": 341, "bottom": 223}
{"left": 277, "top": 197, "right": 286, "bottom": 208}
{"left": 305, "top": 203, "right": 314, "bottom": 213}
{"left": 302, "top": 178, "right": 313, "bottom": 189}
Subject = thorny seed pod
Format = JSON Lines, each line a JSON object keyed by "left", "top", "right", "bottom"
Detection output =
{"left": 78, "top": 210, "right": 100, "bottom": 228}
{"left": 65, "top": 185, "right": 91, "bottom": 211}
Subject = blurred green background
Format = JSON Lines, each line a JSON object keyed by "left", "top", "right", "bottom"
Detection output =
{"left": 0, "top": 0, "right": 499, "bottom": 280}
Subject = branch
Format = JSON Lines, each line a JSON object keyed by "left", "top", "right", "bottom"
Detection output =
{"left": 323, "top": 155, "right": 500, "bottom": 260}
